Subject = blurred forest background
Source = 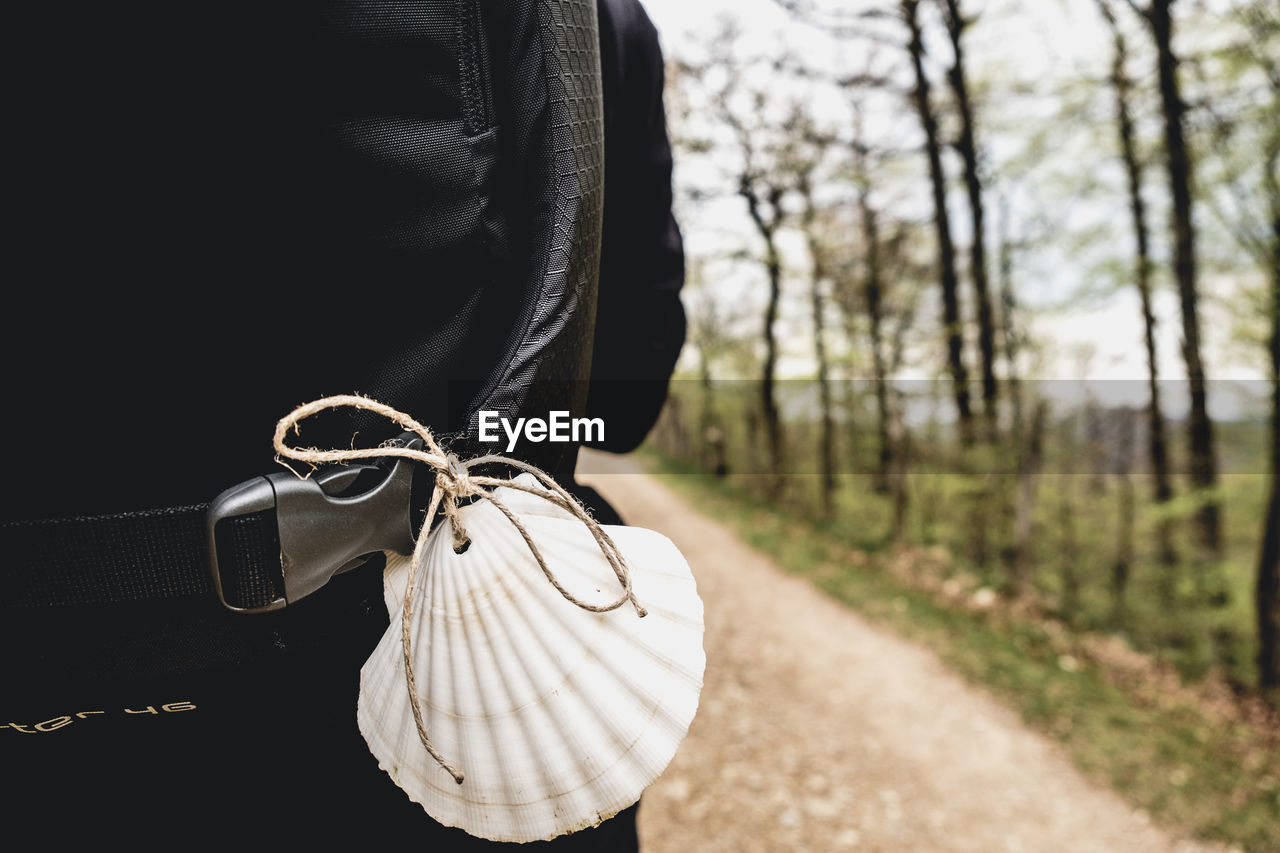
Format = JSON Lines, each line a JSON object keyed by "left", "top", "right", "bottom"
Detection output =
{"left": 634, "top": 0, "right": 1278, "bottom": 843}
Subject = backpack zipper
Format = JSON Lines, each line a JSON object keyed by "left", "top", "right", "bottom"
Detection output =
{"left": 458, "top": 0, "right": 492, "bottom": 135}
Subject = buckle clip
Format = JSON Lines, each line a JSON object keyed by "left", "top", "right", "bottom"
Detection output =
{"left": 207, "top": 437, "right": 421, "bottom": 613}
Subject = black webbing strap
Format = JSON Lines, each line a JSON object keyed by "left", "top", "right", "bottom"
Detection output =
{"left": 0, "top": 506, "right": 283, "bottom": 610}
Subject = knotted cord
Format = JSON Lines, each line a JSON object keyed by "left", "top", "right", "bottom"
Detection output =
{"left": 273, "top": 395, "right": 647, "bottom": 784}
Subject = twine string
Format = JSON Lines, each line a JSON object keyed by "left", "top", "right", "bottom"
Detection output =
{"left": 272, "top": 395, "right": 647, "bottom": 785}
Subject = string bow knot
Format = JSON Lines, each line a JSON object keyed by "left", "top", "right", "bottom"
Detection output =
{"left": 273, "top": 395, "right": 646, "bottom": 785}
{"left": 438, "top": 453, "right": 479, "bottom": 550}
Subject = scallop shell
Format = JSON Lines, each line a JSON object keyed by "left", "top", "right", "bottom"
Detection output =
{"left": 357, "top": 474, "right": 706, "bottom": 843}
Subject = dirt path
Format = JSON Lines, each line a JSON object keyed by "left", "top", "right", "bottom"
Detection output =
{"left": 576, "top": 451, "right": 1237, "bottom": 853}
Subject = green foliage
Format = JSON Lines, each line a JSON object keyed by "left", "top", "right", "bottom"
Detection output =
{"left": 652, "top": 378, "right": 1271, "bottom": 684}
{"left": 639, "top": 447, "right": 1280, "bottom": 853}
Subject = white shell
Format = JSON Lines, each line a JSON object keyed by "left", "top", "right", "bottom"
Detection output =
{"left": 357, "top": 474, "right": 706, "bottom": 843}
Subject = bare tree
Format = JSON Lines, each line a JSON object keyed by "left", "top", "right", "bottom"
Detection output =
{"left": 738, "top": 166, "right": 788, "bottom": 492}
{"left": 1058, "top": 413, "right": 1083, "bottom": 620}
{"left": 1261, "top": 201, "right": 1279, "bottom": 688}
{"left": 1111, "top": 406, "right": 1138, "bottom": 629}
{"left": 937, "top": 0, "right": 999, "bottom": 441}
{"left": 1134, "top": 0, "right": 1222, "bottom": 561}
{"left": 846, "top": 102, "right": 896, "bottom": 495}
{"left": 704, "top": 50, "right": 792, "bottom": 493}
{"left": 902, "top": 0, "right": 973, "bottom": 445}
{"left": 792, "top": 118, "right": 840, "bottom": 516}
{"left": 996, "top": 193, "right": 1028, "bottom": 587}
{"left": 1095, "top": 0, "right": 1179, "bottom": 586}
{"left": 885, "top": 271, "right": 921, "bottom": 547}
{"left": 686, "top": 262, "right": 741, "bottom": 478}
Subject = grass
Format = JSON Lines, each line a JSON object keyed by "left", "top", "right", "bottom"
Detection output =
{"left": 638, "top": 447, "right": 1280, "bottom": 853}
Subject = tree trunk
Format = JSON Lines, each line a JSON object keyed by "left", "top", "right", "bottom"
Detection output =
{"left": 998, "top": 193, "right": 1030, "bottom": 588}
{"left": 1058, "top": 425, "right": 1081, "bottom": 621}
{"left": 741, "top": 181, "right": 787, "bottom": 493}
{"left": 1256, "top": 432, "right": 1279, "bottom": 691}
{"left": 856, "top": 160, "right": 893, "bottom": 494}
{"left": 839, "top": 345, "right": 861, "bottom": 478}
{"left": 658, "top": 395, "right": 689, "bottom": 462}
{"left": 813, "top": 287, "right": 836, "bottom": 515}
{"left": 941, "top": 0, "right": 998, "bottom": 441}
{"left": 1112, "top": 407, "right": 1137, "bottom": 630}
{"left": 699, "top": 348, "right": 728, "bottom": 478}
{"left": 1148, "top": 0, "right": 1222, "bottom": 560}
{"left": 801, "top": 181, "right": 837, "bottom": 516}
{"left": 834, "top": 253, "right": 861, "bottom": 479}
{"left": 903, "top": 0, "right": 972, "bottom": 445}
{"left": 1098, "top": 0, "right": 1180, "bottom": 582}
{"left": 997, "top": 194, "right": 1020, "bottom": 430}
{"left": 1014, "top": 400, "right": 1046, "bottom": 595}
{"left": 762, "top": 253, "right": 783, "bottom": 491}
{"left": 1257, "top": 208, "right": 1280, "bottom": 691}
{"left": 889, "top": 393, "right": 911, "bottom": 545}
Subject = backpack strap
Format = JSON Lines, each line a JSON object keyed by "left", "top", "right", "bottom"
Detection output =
{"left": 2, "top": 444, "right": 425, "bottom": 612}
{"left": 0, "top": 506, "right": 276, "bottom": 610}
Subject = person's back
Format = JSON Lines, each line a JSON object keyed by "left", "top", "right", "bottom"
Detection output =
{"left": 2, "top": 0, "right": 683, "bottom": 846}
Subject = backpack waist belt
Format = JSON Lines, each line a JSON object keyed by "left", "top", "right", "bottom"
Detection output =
{"left": 1, "top": 438, "right": 421, "bottom": 613}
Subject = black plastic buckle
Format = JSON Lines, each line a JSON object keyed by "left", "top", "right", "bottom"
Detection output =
{"left": 206, "top": 438, "right": 421, "bottom": 613}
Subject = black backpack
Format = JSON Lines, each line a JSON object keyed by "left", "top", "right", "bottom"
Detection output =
{"left": 2, "top": 0, "right": 682, "bottom": 846}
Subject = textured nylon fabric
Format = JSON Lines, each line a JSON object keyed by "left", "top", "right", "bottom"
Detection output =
{"left": 212, "top": 510, "right": 287, "bottom": 611}
{"left": 0, "top": 507, "right": 214, "bottom": 606}
{"left": 0, "top": 505, "right": 285, "bottom": 611}
{"left": 0, "top": 502, "right": 285, "bottom": 607}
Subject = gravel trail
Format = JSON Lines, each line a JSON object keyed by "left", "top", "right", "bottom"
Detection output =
{"left": 576, "top": 451, "right": 1235, "bottom": 853}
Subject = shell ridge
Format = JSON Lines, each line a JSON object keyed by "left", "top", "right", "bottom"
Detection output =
{"left": 471, "top": 552, "right": 573, "bottom": 804}
{"left": 448, "top": 550, "right": 583, "bottom": 835}
{"left": 359, "top": 625, "right": 419, "bottom": 792}
{"left": 451, "top": 552, "right": 513, "bottom": 836}
{"left": 495, "top": 579, "right": 666, "bottom": 735}
{"left": 515, "top": 528, "right": 704, "bottom": 719}
{"left": 425, "top": 510, "right": 603, "bottom": 719}
{"left": 476, "top": 532, "right": 625, "bottom": 815}
{"left": 597, "top": 609, "right": 706, "bottom": 696}
{"left": 481, "top": 560, "right": 580, "bottom": 838}
{"left": 428, "top": 524, "right": 483, "bottom": 791}
{"left": 580, "top": 624, "right": 702, "bottom": 778}
{"left": 409, "top": 512, "right": 596, "bottom": 838}
{"left": 475, "top": 516, "right": 706, "bottom": 744}
{"left": 480, "top": 543, "right": 702, "bottom": 801}
{"left": 487, "top": 554, "right": 622, "bottom": 802}
{"left": 417, "top": 528, "right": 469, "bottom": 799}
{"left": 385, "top": 545, "right": 484, "bottom": 831}
{"left": 398, "top": 543, "right": 510, "bottom": 823}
